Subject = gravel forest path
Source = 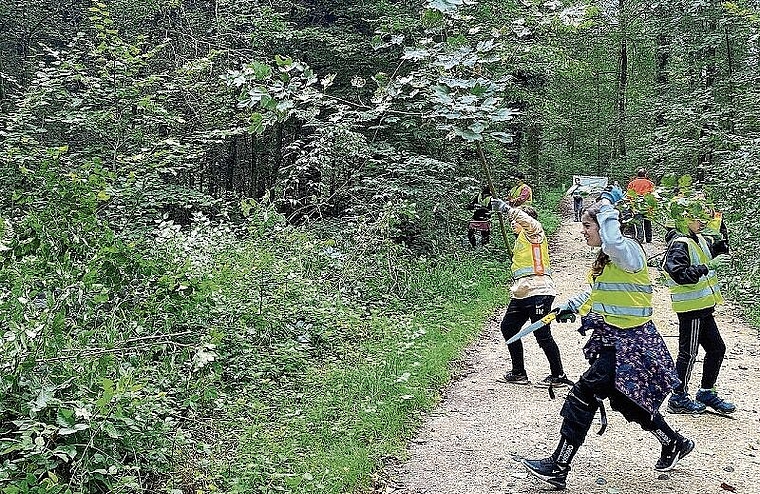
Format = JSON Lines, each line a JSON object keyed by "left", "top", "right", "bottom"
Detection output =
{"left": 378, "top": 198, "right": 760, "bottom": 494}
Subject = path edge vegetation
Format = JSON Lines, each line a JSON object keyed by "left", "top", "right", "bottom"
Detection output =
{"left": 221, "top": 191, "right": 567, "bottom": 493}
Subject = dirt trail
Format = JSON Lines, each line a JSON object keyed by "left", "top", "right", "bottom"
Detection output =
{"left": 379, "top": 199, "right": 760, "bottom": 494}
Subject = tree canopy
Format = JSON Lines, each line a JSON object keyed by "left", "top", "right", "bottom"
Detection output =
{"left": 2, "top": 0, "right": 759, "bottom": 491}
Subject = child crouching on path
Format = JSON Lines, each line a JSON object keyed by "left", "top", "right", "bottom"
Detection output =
{"left": 519, "top": 186, "right": 692, "bottom": 490}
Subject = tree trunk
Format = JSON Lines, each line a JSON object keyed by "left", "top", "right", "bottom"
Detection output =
{"left": 226, "top": 136, "right": 237, "bottom": 192}
{"left": 699, "top": 2, "right": 718, "bottom": 177}
{"left": 616, "top": 0, "right": 628, "bottom": 165}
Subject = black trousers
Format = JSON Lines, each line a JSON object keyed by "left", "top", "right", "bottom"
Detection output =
{"left": 673, "top": 308, "right": 726, "bottom": 394}
{"left": 643, "top": 218, "right": 652, "bottom": 243}
{"left": 628, "top": 215, "right": 652, "bottom": 243}
{"left": 500, "top": 295, "right": 563, "bottom": 377}
{"left": 467, "top": 228, "right": 490, "bottom": 247}
{"left": 560, "top": 347, "right": 662, "bottom": 446}
{"left": 573, "top": 199, "right": 583, "bottom": 222}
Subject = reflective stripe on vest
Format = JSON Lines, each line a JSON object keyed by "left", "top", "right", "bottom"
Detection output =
{"left": 664, "top": 235, "right": 723, "bottom": 312}
{"left": 590, "top": 246, "right": 652, "bottom": 329}
{"left": 511, "top": 231, "right": 552, "bottom": 279}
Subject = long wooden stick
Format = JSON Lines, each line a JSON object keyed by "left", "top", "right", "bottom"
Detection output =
{"left": 476, "top": 141, "right": 512, "bottom": 258}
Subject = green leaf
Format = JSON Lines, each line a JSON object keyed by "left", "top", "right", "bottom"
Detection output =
{"left": 489, "top": 132, "right": 513, "bottom": 143}
{"left": 58, "top": 423, "right": 89, "bottom": 436}
{"left": 452, "top": 126, "right": 482, "bottom": 141}
{"left": 32, "top": 387, "right": 54, "bottom": 412}
{"left": 468, "top": 121, "right": 486, "bottom": 134}
{"left": 274, "top": 54, "right": 293, "bottom": 67}
{"left": 56, "top": 408, "right": 75, "bottom": 427}
{"left": 678, "top": 175, "right": 693, "bottom": 189}
{"left": 250, "top": 61, "right": 272, "bottom": 80}
{"left": 248, "top": 113, "right": 265, "bottom": 134}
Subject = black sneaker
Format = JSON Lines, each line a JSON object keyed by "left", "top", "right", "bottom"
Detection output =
{"left": 522, "top": 457, "right": 570, "bottom": 490}
{"left": 696, "top": 388, "right": 736, "bottom": 414}
{"left": 655, "top": 436, "right": 695, "bottom": 472}
{"left": 500, "top": 371, "right": 529, "bottom": 385}
{"left": 534, "top": 374, "right": 569, "bottom": 389}
{"left": 668, "top": 392, "right": 706, "bottom": 414}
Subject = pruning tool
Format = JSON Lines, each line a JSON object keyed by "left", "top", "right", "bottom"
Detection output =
{"left": 506, "top": 308, "right": 559, "bottom": 345}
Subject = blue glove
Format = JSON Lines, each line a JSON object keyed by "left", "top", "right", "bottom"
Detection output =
{"left": 490, "top": 198, "right": 510, "bottom": 212}
{"left": 555, "top": 304, "right": 576, "bottom": 323}
{"left": 600, "top": 185, "right": 624, "bottom": 204}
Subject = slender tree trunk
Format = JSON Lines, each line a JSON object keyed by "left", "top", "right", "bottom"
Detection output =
{"left": 272, "top": 123, "right": 284, "bottom": 189}
{"left": 522, "top": 122, "right": 542, "bottom": 184}
{"left": 226, "top": 136, "right": 237, "bottom": 192}
{"left": 699, "top": 2, "right": 718, "bottom": 178}
{"left": 652, "top": 6, "right": 670, "bottom": 168}
{"left": 725, "top": 26, "right": 735, "bottom": 134}
{"left": 476, "top": 141, "right": 512, "bottom": 259}
{"left": 616, "top": 0, "right": 628, "bottom": 165}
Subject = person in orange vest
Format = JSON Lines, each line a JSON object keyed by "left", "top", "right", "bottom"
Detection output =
{"left": 507, "top": 171, "right": 533, "bottom": 207}
{"left": 489, "top": 198, "right": 568, "bottom": 388}
{"left": 627, "top": 169, "right": 655, "bottom": 243}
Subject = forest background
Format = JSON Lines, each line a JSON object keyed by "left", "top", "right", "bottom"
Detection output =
{"left": 1, "top": 0, "right": 760, "bottom": 492}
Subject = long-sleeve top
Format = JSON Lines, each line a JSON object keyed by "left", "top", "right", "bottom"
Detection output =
{"left": 627, "top": 177, "right": 654, "bottom": 195}
{"left": 507, "top": 207, "right": 557, "bottom": 299}
{"left": 662, "top": 228, "right": 714, "bottom": 285}
{"left": 565, "top": 201, "right": 645, "bottom": 312}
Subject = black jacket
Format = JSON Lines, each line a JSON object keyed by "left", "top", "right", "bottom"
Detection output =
{"left": 662, "top": 229, "right": 716, "bottom": 285}
{"left": 468, "top": 193, "right": 492, "bottom": 221}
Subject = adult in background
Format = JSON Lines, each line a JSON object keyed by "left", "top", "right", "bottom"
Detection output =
{"left": 571, "top": 177, "right": 584, "bottom": 222}
{"left": 489, "top": 199, "right": 568, "bottom": 388}
{"left": 626, "top": 168, "right": 655, "bottom": 242}
{"left": 519, "top": 186, "right": 690, "bottom": 490}
{"left": 466, "top": 185, "right": 493, "bottom": 248}
{"left": 662, "top": 196, "right": 735, "bottom": 415}
{"left": 507, "top": 171, "right": 533, "bottom": 207}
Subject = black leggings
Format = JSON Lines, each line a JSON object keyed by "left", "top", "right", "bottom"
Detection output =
{"left": 560, "top": 347, "right": 665, "bottom": 446}
{"left": 500, "top": 295, "right": 563, "bottom": 377}
{"left": 673, "top": 309, "right": 726, "bottom": 394}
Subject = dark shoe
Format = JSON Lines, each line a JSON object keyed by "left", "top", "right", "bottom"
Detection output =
{"left": 534, "top": 374, "right": 570, "bottom": 389}
{"left": 696, "top": 388, "right": 736, "bottom": 414}
{"left": 667, "top": 393, "right": 706, "bottom": 414}
{"left": 500, "top": 371, "right": 529, "bottom": 385}
{"left": 522, "top": 457, "right": 569, "bottom": 490}
{"left": 655, "top": 435, "right": 694, "bottom": 472}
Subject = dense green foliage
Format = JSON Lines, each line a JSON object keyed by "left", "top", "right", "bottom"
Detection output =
{"left": 1, "top": 0, "right": 759, "bottom": 492}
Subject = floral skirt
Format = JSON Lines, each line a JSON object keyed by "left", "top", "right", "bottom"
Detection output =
{"left": 582, "top": 312, "right": 679, "bottom": 416}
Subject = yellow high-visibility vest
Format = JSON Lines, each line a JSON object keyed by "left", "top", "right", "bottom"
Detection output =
{"left": 511, "top": 231, "right": 552, "bottom": 279}
{"left": 664, "top": 235, "right": 723, "bottom": 313}
{"left": 509, "top": 183, "right": 533, "bottom": 204}
{"left": 589, "top": 246, "right": 653, "bottom": 329}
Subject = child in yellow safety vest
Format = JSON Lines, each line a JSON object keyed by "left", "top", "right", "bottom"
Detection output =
{"left": 517, "top": 186, "right": 690, "bottom": 490}
{"left": 662, "top": 199, "right": 735, "bottom": 415}
{"left": 489, "top": 199, "right": 567, "bottom": 388}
